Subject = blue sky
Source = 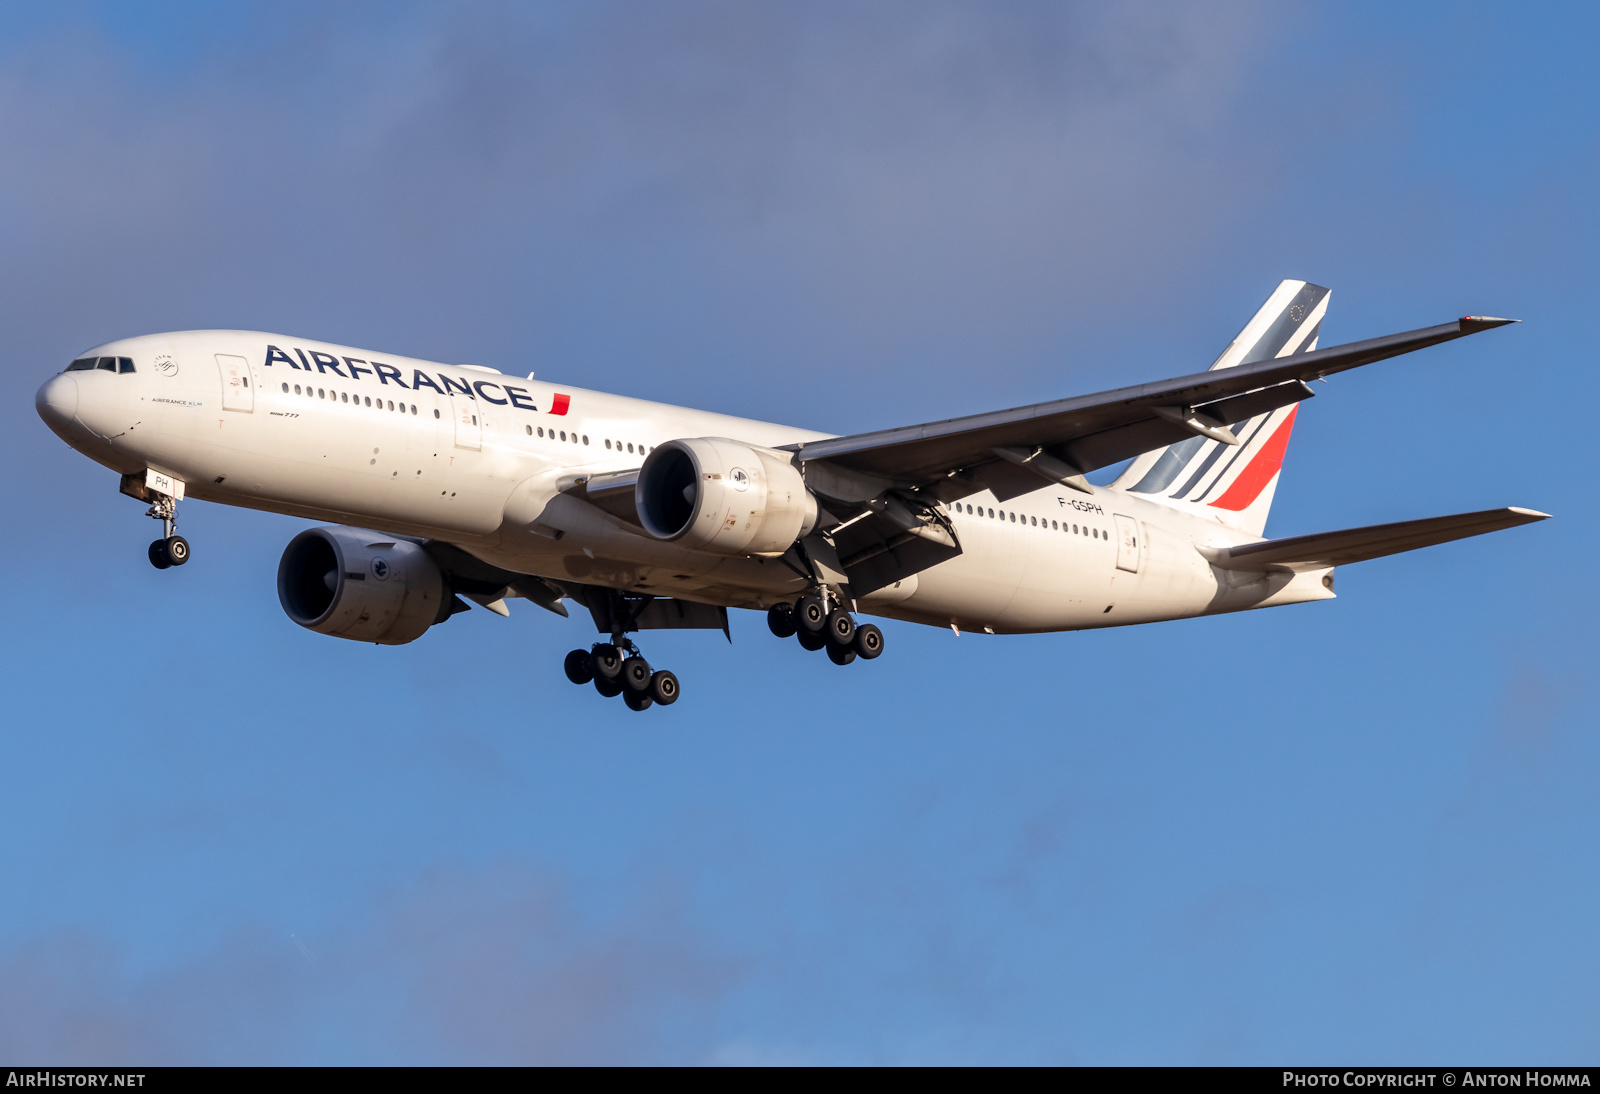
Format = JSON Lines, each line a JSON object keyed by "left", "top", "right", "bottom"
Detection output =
{"left": 0, "top": 1, "right": 1594, "bottom": 1064}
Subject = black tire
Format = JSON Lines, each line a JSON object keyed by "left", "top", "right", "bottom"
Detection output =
{"left": 796, "top": 628, "right": 826, "bottom": 652}
{"left": 623, "top": 688, "right": 654, "bottom": 711}
{"left": 563, "top": 649, "right": 594, "bottom": 685}
{"left": 766, "top": 602, "right": 797, "bottom": 638}
{"left": 589, "top": 644, "right": 623, "bottom": 681}
{"left": 826, "top": 609, "right": 856, "bottom": 646}
{"left": 853, "top": 623, "right": 884, "bottom": 660}
{"left": 165, "top": 535, "right": 190, "bottom": 566}
{"left": 795, "top": 595, "right": 827, "bottom": 635}
{"left": 148, "top": 539, "right": 171, "bottom": 570}
{"left": 826, "top": 642, "right": 857, "bottom": 666}
{"left": 649, "top": 670, "right": 680, "bottom": 706}
{"left": 594, "top": 675, "right": 624, "bottom": 698}
{"left": 621, "top": 656, "right": 653, "bottom": 693}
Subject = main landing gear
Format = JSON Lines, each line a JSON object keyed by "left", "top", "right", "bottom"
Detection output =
{"left": 766, "top": 595, "right": 883, "bottom": 666}
{"left": 562, "top": 638, "right": 681, "bottom": 712}
{"left": 145, "top": 495, "right": 190, "bottom": 570}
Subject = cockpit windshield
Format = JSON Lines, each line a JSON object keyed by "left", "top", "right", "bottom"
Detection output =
{"left": 66, "top": 356, "right": 134, "bottom": 374}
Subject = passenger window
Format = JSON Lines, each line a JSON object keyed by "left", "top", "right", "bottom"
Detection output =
{"left": 411, "top": 405, "right": 417, "bottom": 414}
{"left": 282, "top": 383, "right": 289, "bottom": 393}
{"left": 341, "top": 392, "right": 348, "bottom": 403}
{"left": 387, "top": 400, "right": 394, "bottom": 410}
{"left": 66, "top": 358, "right": 96, "bottom": 371}
{"left": 605, "top": 439, "right": 611, "bottom": 449}
{"left": 627, "top": 443, "right": 635, "bottom": 454}
{"left": 987, "top": 508, "right": 994, "bottom": 518}
{"left": 537, "top": 427, "right": 544, "bottom": 437}
{"left": 294, "top": 384, "right": 302, "bottom": 395}
{"left": 525, "top": 424, "right": 532, "bottom": 435}
{"left": 318, "top": 389, "right": 325, "bottom": 399}
{"left": 1031, "top": 515, "right": 1037, "bottom": 526}
{"left": 581, "top": 435, "right": 588, "bottom": 444}
{"left": 559, "top": 431, "right": 566, "bottom": 441}
{"left": 1051, "top": 520, "right": 1057, "bottom": 530}
{"left": 118, "top": 357, "right": 135, "bottom": 373}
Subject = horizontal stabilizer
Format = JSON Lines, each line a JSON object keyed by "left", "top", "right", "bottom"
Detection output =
{"left": 1202, "top": 506, "right": 1549, "bottom": 572}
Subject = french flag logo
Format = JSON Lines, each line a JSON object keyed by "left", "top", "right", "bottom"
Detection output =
{"left": 549, "top": 393, "right": 570, "bottom": 416}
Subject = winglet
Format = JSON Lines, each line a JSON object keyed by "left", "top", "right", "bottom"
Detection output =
{"left": 1460, "top": 316, "right": 1519, "bottom": 333}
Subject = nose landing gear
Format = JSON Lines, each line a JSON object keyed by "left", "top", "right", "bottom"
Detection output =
{"left": 145, "top": 495, "right": 190, "bottom": 569}
{"left": 562, "top": 638, "right": 681, "bottom": 711}
{"left": 768, "top": 595, "right": 884, "bottom": 665}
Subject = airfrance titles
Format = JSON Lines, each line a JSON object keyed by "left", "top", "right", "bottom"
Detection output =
{"left": 262, "top": 346, "right": 546, "bottom": 413}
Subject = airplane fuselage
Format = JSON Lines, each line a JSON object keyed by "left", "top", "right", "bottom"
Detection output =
{"left": 36, "top": 330, "right": 1332, "bottom": 636}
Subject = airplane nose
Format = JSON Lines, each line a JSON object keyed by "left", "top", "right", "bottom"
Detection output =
{"left": 35, "top": 373, "right": 79, "bottom": 435}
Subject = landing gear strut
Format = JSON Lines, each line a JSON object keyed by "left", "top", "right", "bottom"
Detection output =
{"left": 561, "top": 590, "right": 686, "bottom": 711}
{"left": 145, "top": 495, "right": 190, "bottom": 570}
{"left": 562, "top": 636, "right": 681, "bottom": 711}
{"left": 768, "top": 592, "right": 884, "bottom": 665}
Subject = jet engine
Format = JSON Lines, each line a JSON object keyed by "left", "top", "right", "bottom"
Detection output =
{"left": 277, "top": 526, "right": 446, "bottom": 645}
{"left": 637, "top": 438, "right": 818, "bottom": 556}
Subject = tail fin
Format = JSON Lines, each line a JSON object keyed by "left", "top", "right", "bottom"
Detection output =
{"left": 1112, "top": 279, "right": 1330, "bottom": 536}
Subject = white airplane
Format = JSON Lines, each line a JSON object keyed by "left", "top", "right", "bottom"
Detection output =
{"left": 35, "top": 280, "right": 1546, "bottom": 710}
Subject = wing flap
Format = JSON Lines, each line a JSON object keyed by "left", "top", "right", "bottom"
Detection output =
{"left": 1203, "top": 506, "right": 1549, "bottom": 573}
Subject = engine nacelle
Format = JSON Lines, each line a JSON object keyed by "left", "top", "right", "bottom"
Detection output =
{"left": 637, "top": 438, "right": 818, "bottom": 556}
{"left": 278, "top": 526, "right": 446, "bottom": 645}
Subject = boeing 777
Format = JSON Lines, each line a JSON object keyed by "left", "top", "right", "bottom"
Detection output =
{"left": 35, "top": 281, "right": 1546, "bottom": 709}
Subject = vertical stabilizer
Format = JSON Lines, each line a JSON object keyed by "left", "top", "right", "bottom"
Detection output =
{"left": 1112, "top": 280, "right": 1329, "bottom": 536}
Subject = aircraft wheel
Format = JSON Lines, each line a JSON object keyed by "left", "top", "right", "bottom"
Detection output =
{"left": 826, "top": 642, "right": 857, "bottom": 666}
{"left": 563, "top": 649, "right": 594, "bottom": 685}
{"left": 594, "top": 675, "right": 624, "bottom": 698}
{"left": 623, "top": 688, "right": 654, "bottom": 711}
{"left": 796, "top": 628, "right": 826, "bottom": 652}
{"left": 825, "top": 609, "right": 855, "bottom": 646}
{"left": 649, "top": 670, "right": 680, "bottom": 706}
{"left": 165, "top": 535, "right": 190, "bottom": 566}
{"left": 621, "top": 656, "right": 652, "bottom": 693}
{"left": 853, "top": 624, "right": 884, "bottom": 660}
{"left": 148, "top": 539, "right": 172, "bottom": 570}
{"left": 767, "top": 602, "right": 797, "bottom": 638}
{"left": 795, "top": 595, "right": 827, "bottom": 635}
{"left": 589, "top": 644, "right": 623, "bottom": 682}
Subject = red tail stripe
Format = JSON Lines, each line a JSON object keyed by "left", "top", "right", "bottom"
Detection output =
{"left": 549, "top": 393, "right": 570, "bottom": 415}
{"left": 1209, "top": 406, "right": 1297, "bottom": 512}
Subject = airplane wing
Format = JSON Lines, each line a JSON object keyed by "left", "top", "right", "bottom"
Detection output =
{"left": 553, "top": 316, "right": 1518, "bottom": 597}
{"left": 788, "top": 317, "right": 1515, "bottom": 504}
{"left": 422, "top": 538, "right": 731, "bottom": 635}
{"left": 1201, "top": 507, "right": 1549, "bottom": 573}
